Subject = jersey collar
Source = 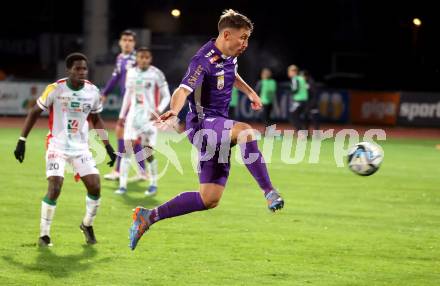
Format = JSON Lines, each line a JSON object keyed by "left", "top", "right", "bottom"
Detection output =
{"left": 209, "top": 38, "right": 231, "bottom": 61}
{"left": 66, "top": 79, "right": 84, "bottom": 91}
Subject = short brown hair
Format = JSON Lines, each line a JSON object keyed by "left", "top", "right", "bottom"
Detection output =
{"left": 120, "top": 29, "right": 136, "bottom": 40}
{"left": 218, "top": 9, "right": 253, "bottom": 32}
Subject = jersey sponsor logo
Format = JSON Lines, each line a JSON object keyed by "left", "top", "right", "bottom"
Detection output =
{"left": 80, "top": 155, "right": 93, "bottom": 164}
{"left": 204, "top": 49, "right": 215, "bottom": 58}
{"left": 188, "top": 65, "right": 203, "bottom": 88}
{"left": 215, "top": 62, "right": 224, "bottom": 69}
{"left": 47, "top": 152, "right": 63, "bottom": 159}
{"left": 69, "top": 101, "right": 82, "bottom": 112}
{"left": 70, "top": 101, "right": 80, "bottom": 108}
{"left": 217, "top": 75, "right": 224, "bottom": 90}
{"left": 67, "top": 119, "right": 79, "bottom": 133}
{"left": 209, "top": 55, "right": 220, "bottom": 64}
{"left": 82, "top": 103, "right": 92, "bottom": 113}
{"left": 56, "top": 96, "right": 70, "bottom": 101}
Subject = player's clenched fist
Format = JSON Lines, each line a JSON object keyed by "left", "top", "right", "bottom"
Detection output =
{"left": 14, "top": 138, "right": 26, "bottom": 163}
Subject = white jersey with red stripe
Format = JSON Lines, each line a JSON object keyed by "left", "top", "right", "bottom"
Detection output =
{"left": 37, "top": 78, "right": 103, "bottom": 155}
{"left": 119, "top": 66, "right": 170, "bottom": 137}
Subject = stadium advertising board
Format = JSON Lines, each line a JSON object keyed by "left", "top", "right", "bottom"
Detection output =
{"left": 0, "top": 82, "right": 48, "bottom": 115}
{"left": 317, "top": 90, "right": 349, "bottom": 123}
{"left": 349, "top": 91, "right": 400, "bottom": 125}
{"left": 397, "top": 92, "right": 440, "bottom": 127}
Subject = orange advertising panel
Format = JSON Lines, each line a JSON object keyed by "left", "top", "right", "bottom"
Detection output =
{"left": 349, "top": 91, "right": 401, "bottom": 125}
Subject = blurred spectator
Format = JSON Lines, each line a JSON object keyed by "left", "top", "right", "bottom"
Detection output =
{"left": 0, "top": 69, "right": 6, "bottom": 81}
{"left": 287, "top": 65, "right": 309, "bottom": 134}
{"left": 301, "top": 70, "right": 320, "bottom": 134}
{"left": 255, "top": 68, "right": 277, "bottom": 126}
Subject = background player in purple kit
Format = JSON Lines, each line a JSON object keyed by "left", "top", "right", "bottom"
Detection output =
{"left": 102, "top": 30, "right": 147, "bottom": 182}
{"left": 129, "top": 9, "right": 284, "bottom": 250}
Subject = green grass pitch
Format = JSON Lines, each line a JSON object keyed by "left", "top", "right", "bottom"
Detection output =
{"left": 0, "top": 127, "right": 439, "bottom": 285}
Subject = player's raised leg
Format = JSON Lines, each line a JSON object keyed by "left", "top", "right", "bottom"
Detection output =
{"left": 231, "top": 122, "right": 284, "bottom": 212}
{"left": 80, "top": 174, "right": 101, "bottom": 245}
{"left": 129, "top": 183, "right": 224, "bottom": 250}
{"left": 39, "top": 176, "right": 64, "bottom": 247}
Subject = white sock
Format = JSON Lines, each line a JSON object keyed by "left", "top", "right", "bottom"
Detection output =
{"left": 119, "top": 155, "right": 130, "bottom": 189}
{"left": 149, "top": 159, "right": 158, "bottom": 187}
{"left": 40, "top": 201, "right": 56, "bottom": 237}
{"left": 82, "top": 195, "right": 101, "bottom": 227}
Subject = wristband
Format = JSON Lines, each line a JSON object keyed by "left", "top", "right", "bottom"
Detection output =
{"left": 19, "top": 136, "right": 26, "bottom": 142}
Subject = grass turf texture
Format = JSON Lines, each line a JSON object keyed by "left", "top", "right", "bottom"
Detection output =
{"left": 0, "top": 127, "right": 439, "bottom": 285}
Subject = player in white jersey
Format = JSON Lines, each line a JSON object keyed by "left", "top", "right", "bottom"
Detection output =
{"left": 102, "top": 30, "right": 148, "bottom": 182}
{"left": 14, "top": 53, "right": 116, "bottom": 247}
{"left": 115, "top": 47, "right": 171, "bottom": 196}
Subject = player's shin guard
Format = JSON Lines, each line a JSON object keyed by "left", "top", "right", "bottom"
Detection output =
{"left": 240, "top": 140, "right": 274, "bottom": 195}
{"left": 40, "top": 196, "right": 56, "bottom": 237}
{"left": 83, "top": 194, "right": 101, "bottom": 226}
{"left": 149, "top": 159, "right": 158, "bottom": 187}
{"left": 149, "top": 192, "right": 206, "bottom": 224}
{"left": 119, "top": 155, "right": 130, "bottom": 190}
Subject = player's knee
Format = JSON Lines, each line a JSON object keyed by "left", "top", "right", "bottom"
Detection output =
{"left": 234, "top": 123, "right": 256, "bottom": 143}
{"left": 88, "top": 182, "right": 101, "bottom": 196}
{"left": 200, "top": 190, "right": 221, "bottom": 209}
{"left": 202, "top": 197, "right": 220, "bottom": 209}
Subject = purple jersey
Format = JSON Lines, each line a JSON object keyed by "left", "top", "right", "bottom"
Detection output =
{"left": 102, "top": 52, "right": 136, "bottom": 96}
{"left": 179, "top": 39, "right": 238, "bottom": 119}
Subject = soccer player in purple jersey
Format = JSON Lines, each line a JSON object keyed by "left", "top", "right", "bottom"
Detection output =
{"left": 129, "top": 9, "right": 284, "bottom": 250}
{"left": 102, "top": 30, "right": 147, "bottom": 182}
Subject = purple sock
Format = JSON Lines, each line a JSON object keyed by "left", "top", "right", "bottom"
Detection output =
{"left": 149, "top": 192, "right": 206, "bottom": 224}
{"left": 133, "top": 143, "right": 146, "bottom": 174}
{"left": 240, "top": 140, "right": 274, "bottom": 195}
{"left": 116, "top": 139, "right": 124, "bottom": 172}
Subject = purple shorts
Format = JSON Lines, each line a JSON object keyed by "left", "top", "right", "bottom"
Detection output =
{"left": 186, "top": 113, "right": 235, "bottom": 186}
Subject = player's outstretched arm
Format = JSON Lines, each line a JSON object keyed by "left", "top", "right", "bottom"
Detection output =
{"left": 89, "top": 113, "right": 117, "bottom": 167}
{"left": 14, "top": 104, "right": 44, "bottom": 163}
{"left": 234, "top": 73, "right": 262, "bottom": 110}
{"left": 101, "top": 68, "right": 121, "bottom": 102}
{"left": 157, "top": 87, "right": 191, "bottom": 123}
